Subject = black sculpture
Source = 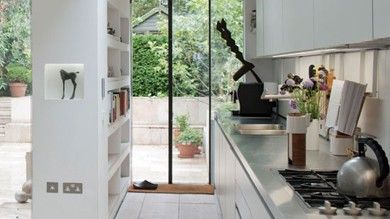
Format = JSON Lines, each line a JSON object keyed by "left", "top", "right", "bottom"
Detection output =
{"left": 216, "top": 19, "right": 274, "bottom": 117}
{"left": 309, "top": 64, "right": 316, "bottom": 78}
{"left": 216, "top": 19, "right": 262, "bottom": 84}
{"left": 60, "top": 69, "right": 78, "bottom": 100}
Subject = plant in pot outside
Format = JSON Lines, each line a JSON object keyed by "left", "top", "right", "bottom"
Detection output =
{"left": 174, "top": 114, "right": 189, "bottom": 147}
{"left": 6, "top": 64, "right": 31, "bottom": 97}
{"left": 176, "top": 128, "right": 202, "bottom": 158}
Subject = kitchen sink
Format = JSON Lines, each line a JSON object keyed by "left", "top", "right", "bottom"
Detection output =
{"left": 235, "top": 124, "right": 286, "bottom": 135}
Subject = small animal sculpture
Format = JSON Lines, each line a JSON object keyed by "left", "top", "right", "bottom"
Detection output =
{"left": 60, "top": 69, "right": 78, "bottom": 99}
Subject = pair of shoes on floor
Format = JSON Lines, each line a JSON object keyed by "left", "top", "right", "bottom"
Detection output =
{"left": 133, "top": 180, "right": 158, "bottom": 190}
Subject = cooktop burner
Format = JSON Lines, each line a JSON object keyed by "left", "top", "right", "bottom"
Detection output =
{"left": 279, "top": 169, "right": 390, "bottom": 209}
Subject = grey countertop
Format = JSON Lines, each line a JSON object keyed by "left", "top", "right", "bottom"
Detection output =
{"left": 216, "top": 115, "right": 390, "bottom": 219}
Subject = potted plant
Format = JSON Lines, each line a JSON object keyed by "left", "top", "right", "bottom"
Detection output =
{"left": 176, "top": 128, "right": 202, "bottom": 158}
{"left": 174, "top": 114, "right": 189, "bottom": 146}
{"left": 6, "top": 64, "right": 31, "bottom": 97}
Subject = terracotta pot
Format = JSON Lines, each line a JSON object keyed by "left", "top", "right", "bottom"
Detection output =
{"left": 9, "top": 83, "right": 27, "bottom": 97}
{"left": 177, "top": 143, "right": 198, "bottom": 158}
{"left": 195, "top": 146, "right": 201, "bottom": 154}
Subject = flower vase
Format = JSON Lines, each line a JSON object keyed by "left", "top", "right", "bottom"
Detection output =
{"left": 306, "top": 119, "right": 319, "bottom": 150}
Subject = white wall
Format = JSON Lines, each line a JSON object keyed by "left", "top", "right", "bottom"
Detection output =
{"left": 273, "top": 49, "right": 390, "bottom": 156}
{"left": 32, "top": 0, "right": 107, "bottom": 218}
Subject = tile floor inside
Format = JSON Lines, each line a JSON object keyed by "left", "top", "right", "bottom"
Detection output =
{"left": 0, "top": 143, "right": 210, "bottom": 218}
{"left": 116, "top": 193, "right": 222, "bottom": 219}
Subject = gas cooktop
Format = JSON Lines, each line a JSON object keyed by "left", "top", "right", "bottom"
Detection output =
{"left": 278, "top": 169, "right": 390, "bottom": 210}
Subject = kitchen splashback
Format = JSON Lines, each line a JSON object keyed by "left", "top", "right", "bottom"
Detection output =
{"left": 273, "top": 49, "right": 390, "bottom": 158}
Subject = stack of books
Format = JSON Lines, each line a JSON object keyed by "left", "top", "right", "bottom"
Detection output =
{"left": 108, "top": 88, "right": 130, "bottom": 124}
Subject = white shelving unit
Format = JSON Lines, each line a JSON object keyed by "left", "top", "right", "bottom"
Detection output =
{"left": 32, "top": 0, "right": 132, "bottom": 218}
{"left": 106, "top": 0, "right": 131, "bottom": 218}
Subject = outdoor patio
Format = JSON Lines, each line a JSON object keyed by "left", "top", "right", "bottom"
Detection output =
{"left": 132, "top": 145, "right": 209, "bottom": 184}
{"left": 0, "top": 142, "right": 31, "bottom": 219}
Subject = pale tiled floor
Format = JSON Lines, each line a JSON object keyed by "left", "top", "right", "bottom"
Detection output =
{"left": 0, "top": 143, "right": 209, "bottom": 218}
{"left": 133, "top": 145, "right": 208, "bottom": 184}
{"left": 0, "top": 143, "right": 31, "bottom": 219}
{"left": 116, "top": 193, "right": 222, "bottom": 219}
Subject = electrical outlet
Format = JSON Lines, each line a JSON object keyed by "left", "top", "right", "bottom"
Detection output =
{"left": 63, "top": 183, "right": 83, "bottom": 194}
{"left": 47, "top": 182, "right": 58, "bottom": 193}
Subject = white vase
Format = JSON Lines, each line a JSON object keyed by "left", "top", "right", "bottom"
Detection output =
{"left": 306, "top": 119, "right": 319, "bottom": 150}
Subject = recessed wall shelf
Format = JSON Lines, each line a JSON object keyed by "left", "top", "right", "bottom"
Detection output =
{"left": 108, "top": 34, "right": 130, "bottom": 52}
{"left": 106, "top": 76, "right": 130, "bottom": 92}
{"left": 108, "top": 144, "right": 130, "bottom": 180}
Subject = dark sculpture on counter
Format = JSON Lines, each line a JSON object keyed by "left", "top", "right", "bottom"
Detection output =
{"left": 216, "top": 19, "right": 262, "bottom": 84}
{"left": 60, "top": 69, "right": 78, "bottom": 100}
{"left": 216, "top": 19, "right": 274, "bottom": 117}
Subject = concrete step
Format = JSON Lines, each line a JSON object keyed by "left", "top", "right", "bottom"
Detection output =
{"left": 0, "top": 98, "right": 11, "bottom": 124}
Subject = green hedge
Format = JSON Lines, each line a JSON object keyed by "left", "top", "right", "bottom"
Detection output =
{"left": 133, "top": 34, "right": 168, "bottom": 97}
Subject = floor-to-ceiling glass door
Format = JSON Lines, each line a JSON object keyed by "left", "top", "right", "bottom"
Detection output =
{"left": 169, "top": 0, "right": 211, "bottom": 184}
{"left": 132, "top": 0, "right": 211, "bottom": 185}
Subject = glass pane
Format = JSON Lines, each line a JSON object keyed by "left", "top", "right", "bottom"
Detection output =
{"left": 172, "top": 0, "right": 210, "bottom": 184}
{"left": 131, "top": 1, "right": 169, "bottom": 184}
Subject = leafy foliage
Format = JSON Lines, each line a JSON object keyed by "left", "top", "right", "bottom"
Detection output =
{"left": 132, "top": 0, "right": 243, "bottom": 97}
{"left": 132, "top": 35, "right": 168, "bottom": 96}
{"left": 6, "top": 64, "right": 31, "bottom": 84}
{"left": 0, "top": 0, "right": 31, "bottom": 73}
{"left": 177, "top": 128, "right": 203, "bottom": 146}
{"left": 174, "top": 114, "right": 189, "bottom": 131}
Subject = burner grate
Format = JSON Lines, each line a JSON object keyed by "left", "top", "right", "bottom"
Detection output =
{"left": 278, "top": 169, "right": 390, "bottom": 209}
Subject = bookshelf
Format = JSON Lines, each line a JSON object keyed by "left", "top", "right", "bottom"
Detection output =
{"left": 32, "top": 0, "right": 132, "bottom": 218}
{"left": 106, "top": 0, "right": 132, "bottom": 218}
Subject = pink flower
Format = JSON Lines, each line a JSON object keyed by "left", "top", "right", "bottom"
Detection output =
{"left": 319, "top": 83, "right": 328, "bottom": 91}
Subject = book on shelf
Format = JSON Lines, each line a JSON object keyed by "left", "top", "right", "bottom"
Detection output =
{"left": 326, "top": 80, "right": 367, "bottom": 136}
{"left": 108, "top": 88, "right": 129, "bottom": 124}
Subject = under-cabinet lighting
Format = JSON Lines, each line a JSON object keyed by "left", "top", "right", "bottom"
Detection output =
{"left": 272, "top": 48, "right": 363, "bottom": 58}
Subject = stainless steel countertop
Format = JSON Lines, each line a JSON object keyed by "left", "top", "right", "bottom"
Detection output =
{"left": 216, "top": 115, "right": 390, "bottom": 219}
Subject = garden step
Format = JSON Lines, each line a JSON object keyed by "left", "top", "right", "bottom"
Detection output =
{"left": 0, "top": 98, "right": 12, "bottom": 124}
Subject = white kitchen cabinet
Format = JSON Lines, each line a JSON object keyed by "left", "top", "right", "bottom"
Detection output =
{"left": 373, "top": 0, "right": 390, "bottom": 39}
{"left": 282, "top": 0, "right": 314, "bottom": 52}
{"left": 263, "top": 0, "right": 283, "bottom": 55}
{"left": 225, "top": 144, "right": 236, "bottom": 219}
{"left": 314, "top": 0, "right": 373, "bottom": 48}
{"left": 235, "top": 184, "right": 251, "bottom": 219}
{"left": 235, "top": 159, "right": 272, "bottom": 219}
{"left": 215, "top": 123, "right": 272, "bottom": 219}
{"left": 256, "top": 0, "right": 264, "bottom": 56}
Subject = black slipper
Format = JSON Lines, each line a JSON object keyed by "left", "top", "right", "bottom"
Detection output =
{"left": 133, "top": 180, "right": 158, "bottom": 190}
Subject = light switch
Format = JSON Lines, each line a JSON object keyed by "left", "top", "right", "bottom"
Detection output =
{"left": 47, "top": 182, "right": 58, "bottom": 193}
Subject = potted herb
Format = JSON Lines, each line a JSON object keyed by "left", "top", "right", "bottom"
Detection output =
{"left": 174, "top": 114, "right": 189, "bottom": 146}
{"left": 6, "top": 64, "right": 31, "bottom": 97}
{"left": 176, "top": 128, "right": 202, "bottom": 158}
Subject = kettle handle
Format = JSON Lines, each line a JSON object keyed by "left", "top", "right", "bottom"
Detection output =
{"left": 358, "top": 138, "right": 390, "bottom": 187}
